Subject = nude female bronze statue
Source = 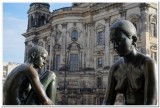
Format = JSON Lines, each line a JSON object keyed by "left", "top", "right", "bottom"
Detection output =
{"left": 3, "top": 46, "right": 56, "bottom": 105}
{"left": 103, "top": 20, "right": 157, "bottom": 105}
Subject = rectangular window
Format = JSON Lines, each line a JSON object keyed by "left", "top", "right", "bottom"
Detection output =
{"left": 70, "top": 54, "right": 78, "bottom": 71}
{"left": 114, "top": 55, "right": 120, "bottom": 63}
{"left": 47, "top": 65, "right": 49, "bottom": 70}
{"left": 55, "top": 54, "right": 60, "bottom": 71}
{"left": 48, "top": 45, "right": 50, "bottom": 54}
{"left": 97, "top": 57, "right": 102, "bottom": 68}
{"left": 151, "top": 23, "right": 156, "bottom": 37}
{"left": 97, "top": 31, "right": 103, "bottom": 45}
{"left": 97, "top": 77, "right": 102, "bottom": 88}
{"left": 3, "top": 66, "right": 7, "bottom": 72}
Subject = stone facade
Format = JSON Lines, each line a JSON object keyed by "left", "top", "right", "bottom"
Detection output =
{"left": 3, "top": 62, "right": 21, "bottom": 83}
{"left": 22, "top": 3, "right": 157, "bottom": 105}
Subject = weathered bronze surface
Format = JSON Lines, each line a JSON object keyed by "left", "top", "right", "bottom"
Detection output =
{"left": 103, "top": 20, "right": 157, "bottom": 105}
{"left": 3, "top": 46, "right": 56, "bottom": 105}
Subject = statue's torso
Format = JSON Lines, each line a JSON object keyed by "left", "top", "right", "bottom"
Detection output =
{"left": 114, "top": 61, "right": 145, "bottom": 104}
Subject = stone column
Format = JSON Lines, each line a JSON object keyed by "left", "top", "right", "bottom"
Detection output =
{"left": 139, "top": 3, "right": 150, "bottom": 54}
{"left": 88, "top": 22, "right": 95, "bottom": 68}
{"left": 104, "top": 17, "right": 111, "bottom": 66}
{"left": 86, "top": 23, "right": 91, "bottom": 68}
{"left": 49, "top": 31, "right": 54, "bottom": 70}
{"left": 82, "top": 23, "right": 87, "bottom": 70}
{"left": 61, "top": 23, "right": 68, "bottom": 68}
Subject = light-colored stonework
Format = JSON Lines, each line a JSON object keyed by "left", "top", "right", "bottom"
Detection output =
{"left": 22, "top": 3, "right": 157, "bottom": 105}
{"left": 3, "top": 62, "right": 21, "bottom": 83}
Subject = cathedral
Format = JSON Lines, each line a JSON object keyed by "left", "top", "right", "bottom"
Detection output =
{"left": 22, "top": 3, "right": 157, "bottom": 105}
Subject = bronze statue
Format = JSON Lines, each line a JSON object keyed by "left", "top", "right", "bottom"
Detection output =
{"left": 3, "top": 46, "right": 56, "bottom": 105}
{"left": 103, "top": 20, "right": 157, "bottom": 105}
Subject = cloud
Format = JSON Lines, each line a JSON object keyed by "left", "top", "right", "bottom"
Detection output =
{"left": 3, "top": 15, "right": 27, "bottom": 63}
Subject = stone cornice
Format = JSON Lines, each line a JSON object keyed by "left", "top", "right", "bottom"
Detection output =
{"left": 90, "top": 3, "right": 123, "bottom": 16}
{"left": 22, "top": 23, "right": 51, "bottom": 37}
{"left": 28, "top": 10, "right": 51, "bottom": 15}
{"left": 50, "top": 3, "right": 123, "bottom": 20}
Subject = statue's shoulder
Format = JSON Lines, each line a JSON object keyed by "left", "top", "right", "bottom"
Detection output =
{"left": 110, "top": 58, "right": 124, "bottom": 73}
{"left": 138, "top": 52, "right": 155, "bottom": 65}
{"left": 21, "top": 63, "right": 37, "bottom": 73}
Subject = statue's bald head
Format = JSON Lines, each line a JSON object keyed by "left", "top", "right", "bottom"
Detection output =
{"left": 110, "top": 20, "right": 137, "bottom": 42}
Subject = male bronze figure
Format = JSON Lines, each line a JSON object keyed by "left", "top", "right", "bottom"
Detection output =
{"left": 103, "top": 20, "right": 157, "bottom": 105}
{"left": 3, "top": 46, "right": 56, "bottom": 105}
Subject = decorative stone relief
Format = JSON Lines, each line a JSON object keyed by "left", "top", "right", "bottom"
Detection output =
{"left": 139, "top": 3, "right": 150, "bottom": 12}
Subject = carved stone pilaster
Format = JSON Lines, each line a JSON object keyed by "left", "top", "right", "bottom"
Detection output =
{"left": 139, "top": 3, "right": 150, "bottom": 32}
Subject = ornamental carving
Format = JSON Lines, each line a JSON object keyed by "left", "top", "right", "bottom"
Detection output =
{"left": 150, "top": 44, "right": 157, "bottom": 50}
{"left": 54, "top": 44, "right": 62, "bottom": 50}
{"left": 67, "top": 42, "right": 81, "bottom": 50}
{"left": 96, "top": 23, "right": 105, "bottom": 30}
{"left": 68, "top": 27, "right": 82, "bottom": 41}
{"left": 38, "top": 41, "right": 43, "bottom": 47}
{"left": 119, "top": 8, "right": 126, "bottom": 17}
{"left": 139, "top": 3, "right": 150, "bottom": 11}
{"left": 149, "top": 14, "right": 157, "bottom": 23}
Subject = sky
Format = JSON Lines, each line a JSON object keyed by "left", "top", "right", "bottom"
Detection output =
{"left": 3, "top": 3, "right": 72, "bottom": 63}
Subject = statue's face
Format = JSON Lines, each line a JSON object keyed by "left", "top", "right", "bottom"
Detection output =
{"left": 110, "top": 29, "right": 133, "bottom": 56}
{"left": 33, "top": 53, "right": 47, "bottom": 69}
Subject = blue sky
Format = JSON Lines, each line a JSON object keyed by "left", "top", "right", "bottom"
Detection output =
{"left": 3, "top": 3, "right": 72, "bottom": 63}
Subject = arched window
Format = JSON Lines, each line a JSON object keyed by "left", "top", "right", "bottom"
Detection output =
{"left": 71, "top": 30, "right": 78, "bottom": 41}
{"left": 97, "top": 57, "right": 102, "bottom": 68}
{"left": 97, "top": 31, "right": 104, "bottom": 45}
{"left": 151, "top": 23, "right": 156, "bottom": 37}
{"left": 70, "top": 54, "right": 78, "bottom": 71}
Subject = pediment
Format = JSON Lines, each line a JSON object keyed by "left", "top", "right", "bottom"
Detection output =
{"left": 67, "top": 42, "right": 82, "bottom": 50}
{"left": 94, "top": 46, "right": 104, "bottom": 51}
